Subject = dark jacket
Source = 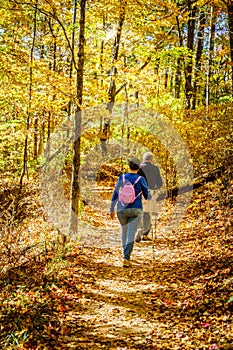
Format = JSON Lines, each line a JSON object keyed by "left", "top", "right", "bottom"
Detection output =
{"left": 138, "top": 162, "right": 162, "bottom": 190}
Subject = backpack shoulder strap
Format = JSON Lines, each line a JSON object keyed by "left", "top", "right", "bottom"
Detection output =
{"left": 133, "top": 175, "right": 141, "bottom": 186}
{"left": 133, "top": 176, "right": 142, "bottom": 199}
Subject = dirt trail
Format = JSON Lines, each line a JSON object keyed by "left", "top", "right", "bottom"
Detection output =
{"left": 0, "top": 182, "right": 232, "bottom": 350}
{"left": 46, "top": 215, "right": 232, "bottom": 350}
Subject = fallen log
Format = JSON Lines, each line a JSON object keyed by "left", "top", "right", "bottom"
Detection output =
{"left": 157, "top": 163, "right": 230, "bottom": 201}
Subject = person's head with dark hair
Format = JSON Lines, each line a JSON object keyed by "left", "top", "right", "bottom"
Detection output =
{"left": 128, "top": 157, "right": 141, "bottom": 171}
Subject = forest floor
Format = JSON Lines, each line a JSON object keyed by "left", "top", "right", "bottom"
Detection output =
{"left": 0, "top": 174, "right": 233, "bottom": 350}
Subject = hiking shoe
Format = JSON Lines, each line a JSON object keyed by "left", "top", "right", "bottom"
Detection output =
{"left": 142, "top": 235, "right": 152, "bottom": 241}
{"left": 123, "top": 259, "right": 131, "bottom": 268}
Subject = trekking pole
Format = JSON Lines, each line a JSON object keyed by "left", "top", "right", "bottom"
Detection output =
{"left": 151, "top": 213, "right": 155, "bottom": 261}
{"left": 152, "top": 189, "right": 159, "bottom": 262}
{"left": 151, "top": 215, "right": 154, "bottom": 261}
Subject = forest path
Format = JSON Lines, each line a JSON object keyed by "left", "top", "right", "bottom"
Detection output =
{"left": 1, "top": 188, "right": 232, "bottom": 350}
{"left": 49, "top": 215, "right": 232, "bottom": 350}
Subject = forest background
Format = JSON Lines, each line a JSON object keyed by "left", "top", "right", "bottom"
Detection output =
{"left": 0, "top": 0, "right": 233, "bottom": 349}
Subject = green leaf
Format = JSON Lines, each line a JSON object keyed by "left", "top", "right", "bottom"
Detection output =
{"left": 227, "top": 296, "right": 233, "bottom": 303}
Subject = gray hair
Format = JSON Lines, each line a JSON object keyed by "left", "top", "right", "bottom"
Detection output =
{"left": 143, "top": 152, "right": 154, "bottom": 161}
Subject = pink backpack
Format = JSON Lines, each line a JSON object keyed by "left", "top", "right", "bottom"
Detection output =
{"left": 119, "top": 174, "right": 142, "bottom": 206}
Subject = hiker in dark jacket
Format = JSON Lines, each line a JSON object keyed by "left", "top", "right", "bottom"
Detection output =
{"left": 110, "top": 157, "right": 150, "bottom": 267}
{"left": 136, "top": 152, "right": 162, "bottom": 242}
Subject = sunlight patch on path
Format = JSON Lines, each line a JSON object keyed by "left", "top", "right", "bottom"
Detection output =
{"left": 96, "top": 279, "right": 168, "bottom": 294}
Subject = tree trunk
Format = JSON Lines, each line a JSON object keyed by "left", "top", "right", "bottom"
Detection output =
{"left": 67, "top": 0, "right": 77, "bottom": 117}
{"left": 69, "top": 0, "right": 86, "bottom": 235}
{"left": 33, "top": 114, "right": 38, "bottom": 158}
{"left": 19, "top": 0, "right": 38, "bottom": 189}
{"left": 185, "top": 1, "right": 196, "bottom": 109}
{"left": 99, "top": 15, "right": 106, "bottom": 90}
{"left": 38, "top": 119, "right": 45, "bottom": 156}
{"left": 206, "top": 5, "right": 216, "bottom": 109}
{"left": 164, "top": 69, "right": 168, "bottom": 89}
{"left": 175, "top": 16, "right": 184, "bottom": 99}
{"left": 192, "top": 11, "right": 205, "bottom": 110}
{"left": 106, "top": 0, "right": 126, "bottom": 113}
{"left": 46, "top": 18, "right": 57, "bottom": 159}
{"left": 100, "top": 1, "right": 126, "bottom": 156}
{"left": 174, "top": 58, "right": 181, "bottom": 98}
{"left": 227, "top": 1, "right": 233, "bottom": 96}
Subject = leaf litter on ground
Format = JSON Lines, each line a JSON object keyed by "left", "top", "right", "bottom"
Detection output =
{"left": 0, "top": 175, "right": 232, "bottom": 350}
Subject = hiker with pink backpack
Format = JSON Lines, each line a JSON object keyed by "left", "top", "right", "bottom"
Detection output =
{"left": 110, "top": 157, "right": 151, "bottom": 267}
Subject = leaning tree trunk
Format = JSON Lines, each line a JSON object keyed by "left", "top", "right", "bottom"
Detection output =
{"left": 69, "top": 0, "right": 86, "bottom": 235}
